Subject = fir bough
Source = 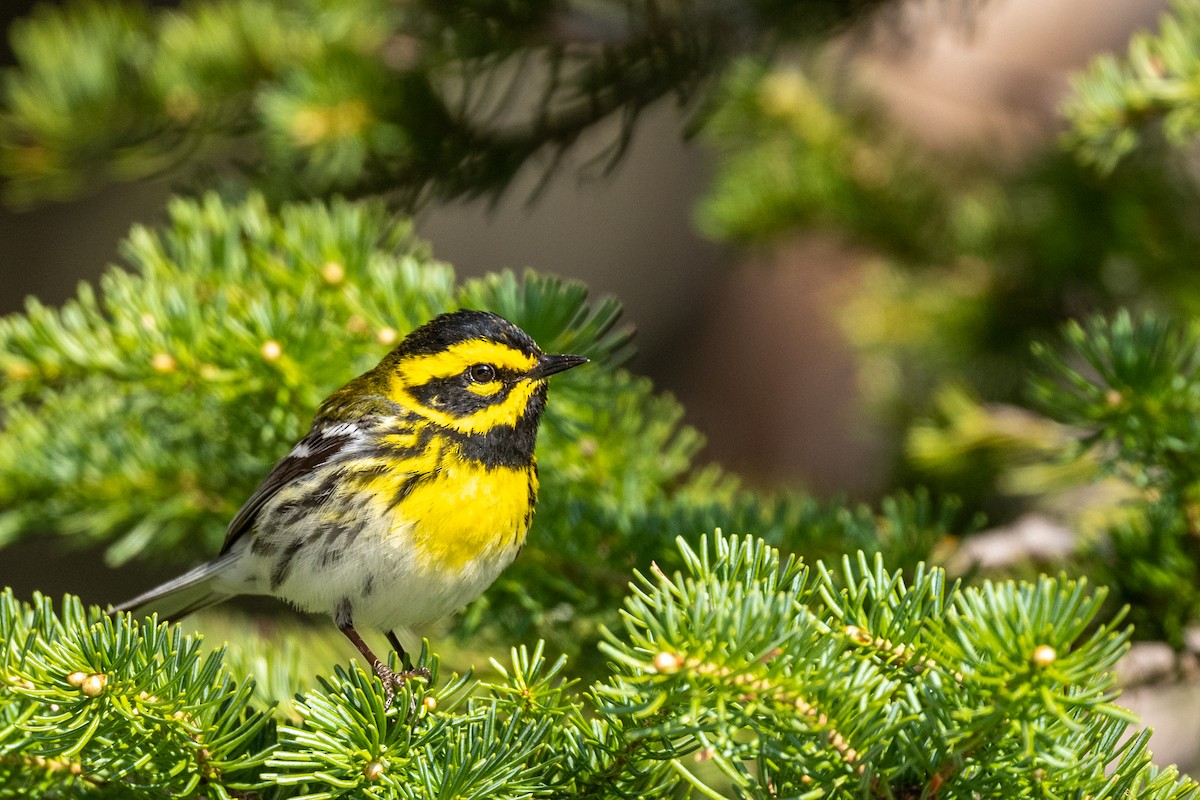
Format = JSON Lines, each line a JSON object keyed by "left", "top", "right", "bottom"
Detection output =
{"left": 1064, "top": 0, "right": 1200, "bottom": 172}
{"left": 1033, "top": 311, "right": 1200, "bottom": 644}
{"left": 3, "top": 533, "right": 1195, "bottom": 798}
{"left": 0, "top": 0, "right": 894, "bottom": 208}
{"left": 0, "top": 590, "right": 273, "bottom": 797}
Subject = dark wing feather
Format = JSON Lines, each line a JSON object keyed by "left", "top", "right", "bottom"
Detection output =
{"left": 220, "top": 424, "right": 363, "bottom": 554}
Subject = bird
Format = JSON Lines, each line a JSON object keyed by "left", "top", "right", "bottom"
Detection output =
{"left": 118, "top": 309, "right": 588, "bottom": 705}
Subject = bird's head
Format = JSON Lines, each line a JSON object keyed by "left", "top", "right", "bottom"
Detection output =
{"left": 377, "top": 309, "right": 587, "bottom": 435}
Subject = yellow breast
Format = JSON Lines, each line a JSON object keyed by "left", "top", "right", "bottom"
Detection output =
{"left": 397, "top": 461, "right": 537, "bottom": 571}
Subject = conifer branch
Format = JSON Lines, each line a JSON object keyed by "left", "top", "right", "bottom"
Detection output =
{"left": 1064, "top": 0, "right": 1200, "bottom": 171}
{"left": 1033, "top": 311, "right": 1200, "bottom": 645}
{"left": 0, "top": 0, "right": 896, "bottom": 208}
{"left": 3, "top": 532, "right": 1196, "bottom": 795}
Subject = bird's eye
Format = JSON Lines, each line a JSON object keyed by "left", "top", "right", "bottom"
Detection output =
{"left": 467, "top": 363, "right": 497, "bottom": 383}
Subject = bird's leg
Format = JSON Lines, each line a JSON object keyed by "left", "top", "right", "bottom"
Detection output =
{"left": 334, "top": 600, "right": 428, "bottom": 709}
{"left": 385, "top": 630, "right": 410, "bottom": 667}
{"left": 385, "top": 630, "right": 431, "bottom": 677}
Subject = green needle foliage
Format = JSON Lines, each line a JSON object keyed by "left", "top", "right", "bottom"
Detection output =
{"left": 1033, "top": 312, "right": 1200, "bottom": 645}
{"left": 696, "top": 59, "right": 959, "bottom": 262}
{"left": 696, "top": 56, "right": 1200, "bottom": 456}
{"left": 0, "top": 590, "right": 273, "bottom": 796}
{"left": 1065, "top": 0, "right": 1200, "bottom": 172}
{"left": 3, "top": 533, "right": 1195, "bottom": 798}
{"left": 0, "top": 0, "right": 894, "bottom": 208}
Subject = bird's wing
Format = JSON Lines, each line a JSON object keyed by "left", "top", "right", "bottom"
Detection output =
{"left": 219, "top": 421, "right": 371, "bottom": 554}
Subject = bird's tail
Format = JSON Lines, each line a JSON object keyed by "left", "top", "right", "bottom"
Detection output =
{"left": 115, "top": 554, "right": 237, "bottom": 621}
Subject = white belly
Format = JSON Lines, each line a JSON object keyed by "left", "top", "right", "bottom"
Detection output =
{"left": 215, "top": 508, "right": 523, "bottom": 631}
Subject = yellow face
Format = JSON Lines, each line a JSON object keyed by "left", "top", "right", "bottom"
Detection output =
{"left": 389, "top": 338, "right": 547, "bottom": 435}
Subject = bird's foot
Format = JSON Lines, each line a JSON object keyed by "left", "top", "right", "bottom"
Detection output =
{"left": 372, "top": 660, "right": 432, "bottom": 713}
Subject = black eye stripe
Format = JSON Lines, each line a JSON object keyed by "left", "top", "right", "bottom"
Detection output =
{"left": 408, "top": 375, "right": 517, "bottom": 416}
{"left": 496, "top": 367, "right": 523, "bottom": 382}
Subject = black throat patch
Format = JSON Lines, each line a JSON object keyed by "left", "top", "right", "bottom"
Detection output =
{"left": 450, "top": 384, "right": 547, "bottom": 468}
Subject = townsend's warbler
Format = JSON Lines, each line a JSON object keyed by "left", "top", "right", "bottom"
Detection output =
{"left": 119, "top": 310, "right": 587, "bottom": 704}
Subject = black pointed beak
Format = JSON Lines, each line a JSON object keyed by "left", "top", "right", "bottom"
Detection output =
{"left": 530, "top": 353, "right": 589, "bottom": 379}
